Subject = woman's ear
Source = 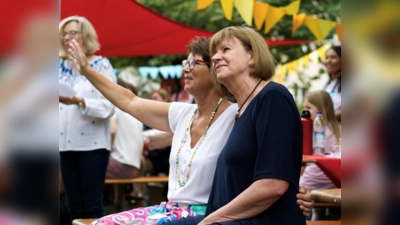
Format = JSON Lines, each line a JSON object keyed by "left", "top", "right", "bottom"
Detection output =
{"left": 248, "top": 51, "right": 255, "bottom": 67}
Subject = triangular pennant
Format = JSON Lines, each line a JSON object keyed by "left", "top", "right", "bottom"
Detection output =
{"left": 309, "top": 51, "right": 320, "bottom": 65}
{"left": 280, "top": 65, "right": 287, "bottom": 77}
{"left": 305, "top": 16, "right": 323, "bottom": 44}
{"left": 317, "top": 47, "right": 327, "bottom": 61}
{"left": 292, "top": 13, "right": 306, "bottom": 36}
{"left": 138, "top": 67, "right": 159, "bottom": 80}
{"left": 298, "top": 58, "right": 303, "bottom": 70}
{"left": 253, "top": 2, "right": 269, "bottom": 30}
{"left": 158, "top": 66, "right": 176, "bottom": 79}
{"left": 274, "top": 72, "right": 285, "bottom": 84}
{"left": 336, "top": 23, "right": 342, "bottom": 42}
{"left": 234, "top": 0, "right": 254, "bottom": 26}
{"left": 197, "top": 0, "right": 214, "bottom": 10}
{"left": 317, "top": 43, "right": 332, "bottom": 61}
{"left": 174, "top": 65, "right": 183, "bottom": 79}
{"left": 302, "top": 55, "right": 310, "bottom": 68}
{"left": 284, "top": 0, "right": 301, "bottom": 15}
{"left": 264, "top": 6, "right": 286, "bottom": 34}
{"left": 221, "top": 0, "right": 234, "bottom": 21}
{"left": 318, "top": 19, "right": 336, "bottom": 39}
{"left": 291, "top": 60, "right": 299, "bottom": 74}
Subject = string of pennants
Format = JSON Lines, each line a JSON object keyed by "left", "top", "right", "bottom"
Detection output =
{"left": 273, "top": 43, "right": 332, "bottom": 84}
{"left": 197, "top": 0, "right": 341, "bottom": 44}
{"left": 138, "top": 65, "right": 183, "bottom": 80}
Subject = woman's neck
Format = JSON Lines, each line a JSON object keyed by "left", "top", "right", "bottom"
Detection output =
{"left": 331, "top": 72, "right": 341, "bottom": 80}
{"left": 195, "top": 90, "right": 225, "bottom": 117}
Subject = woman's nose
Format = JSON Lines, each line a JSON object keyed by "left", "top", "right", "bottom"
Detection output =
{"left": 211, "top": 52, "right": 221, "bottom": 63}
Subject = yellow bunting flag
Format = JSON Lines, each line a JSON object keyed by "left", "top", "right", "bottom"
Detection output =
{"left": 292, "top": 13, "right": 306, "bottom": 35}
{"left": 336, "top": 23, "right": 342, "bottom": 42}
{"left": 309, "top": 51, "right": 320, "bottom": 65}
{"left": 280, "top": 64, "right": 287, "bottom": 77}
{"left": 197, "top": 0, "right": 214, "bottom": 10}
{"left": 253, "top": 2, "right": 269, "bottom": 30}
{"left": 221, "top": 0, "right": 234, "bottom": 21}
{"left": 302, "top": 55, "right": 309, "bottom": 68}
{"left": 274, "top": 72, "right": 285, "bottom": 84}
{"left": 318, "top": 43, "right": 332, "bottom": 61}
{"left": 284, "top": 0, "right": 301, "bottom": 15}
{"left": 318, "top": 19, "right": 336, "bottom": 40}
{"left": 264, "top": 6, "right": 286, "bottom": 34}
{"left": 292, "top": 60, "right": 299, "bottom": 74}
{"left": 323, "top": 43, "right": 332, "bottom": 51}
{"left": 305, "top": 16, "right": 323, "bottom": 44}
{"left": 234, "top": 0, "right": 254, "bottom": 26}
{"left": 317, "top": 47, "right": 327, "bottom": 61}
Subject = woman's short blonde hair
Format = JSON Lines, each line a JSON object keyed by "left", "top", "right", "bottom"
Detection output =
{"left": 209, "top": 25, "right": 276, "bottom": 95}
{"left": 59, "top": 16, "right": 100, "bottom": 57}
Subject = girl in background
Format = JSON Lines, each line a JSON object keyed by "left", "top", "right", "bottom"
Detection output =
{"left": 300, "top": 90, "right": 341, "bottom": 220}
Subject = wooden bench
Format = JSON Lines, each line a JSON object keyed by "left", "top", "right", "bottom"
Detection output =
{"left": 105, "top": 175, "right": 169, "bottom": 184}
{"left": 306, "top": 221, "right": 341, "bottom": 225}
{"left": 310, "top": 189, "right": 341, "bottom": 204}
{"left": 72, "top": 218, "right": 96, "bottom": 225}
{"left": 302, "top": 157, "right": 317, "bottom": 166}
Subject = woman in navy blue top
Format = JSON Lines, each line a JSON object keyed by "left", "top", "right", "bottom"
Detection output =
{"left": 168, "top": 25, "right": 306, "bottom": 225}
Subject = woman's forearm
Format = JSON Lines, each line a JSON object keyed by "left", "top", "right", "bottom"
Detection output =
{"left": 200, "top": 179, "right": 288, "bottom": 224}
{"left": 83, "top": 66, "right": 133, "bottom": 113}
{"left": 81, "top": 66, "right": 171, "bottom": 132}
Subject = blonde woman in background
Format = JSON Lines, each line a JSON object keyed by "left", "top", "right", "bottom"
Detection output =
{"left": 59, "top": 16, "right": 116, "bottom": 223}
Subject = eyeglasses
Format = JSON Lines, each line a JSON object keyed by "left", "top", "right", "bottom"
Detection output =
{"left": 182, "top": 58, "right": 210, "bottom": 70}
{"left": 60, "top": 30, "right": 81, "bottom": 38}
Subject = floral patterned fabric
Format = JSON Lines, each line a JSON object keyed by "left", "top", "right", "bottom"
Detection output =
{"left": 90, "top": 201, "right": 206, "bottom": 225}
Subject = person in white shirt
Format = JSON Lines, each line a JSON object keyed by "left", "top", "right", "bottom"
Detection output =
{"left": 58, "top": 16, "right": 116, "bottom": 223}
{"left": 324, "top": 46, "right": 341, "bottom": 123}
{"left": 106, "top": 78, "right": 145, "bottom": 211}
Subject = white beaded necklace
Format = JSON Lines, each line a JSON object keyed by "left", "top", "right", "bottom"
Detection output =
{"left": 174, "top": 98, "right": 223, "bottom": 190}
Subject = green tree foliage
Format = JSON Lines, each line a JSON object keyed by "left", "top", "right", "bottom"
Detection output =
{"left": 110, "top": 0, "right": 340, "bottom": 69}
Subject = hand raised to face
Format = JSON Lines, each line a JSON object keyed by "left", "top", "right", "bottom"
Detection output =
{"left": 67, "top": 40, "right": 89, "bottom": 75}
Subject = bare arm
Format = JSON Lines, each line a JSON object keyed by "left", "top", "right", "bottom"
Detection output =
{"left": 67, "top": 40, "right": 171, "bottom": 132}
{"left": 199, "top": 178, "right": 288, "bottom": 225}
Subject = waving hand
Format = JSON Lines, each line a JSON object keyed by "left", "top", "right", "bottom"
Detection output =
{"left": 68, "top": 40, "right": 89, "bottom": 75}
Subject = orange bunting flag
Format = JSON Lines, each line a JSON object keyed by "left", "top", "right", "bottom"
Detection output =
{"left": 220, "top": 0, "right": 234, "bottom": 21}
{"left": 292, "top": 13, "right": 306, "bottom": 36}
{"left": 253, "top": 2, "right": 269, "bottom": 30}
{"left": 305, "top": 16, "right": 323, "bottom": 44}
{"left": 234, "top": 0, "right": 254, "bottom": 26}
{"left": 197, "top": 0, "right": 214, "bottom": 10}
{"left": 284, "top": 0, "right": 301, "bottom": 15}
{"left": 336, "top": 23, "right": 342, "bottom": 42}
{"left": 318, "top": 19, "right": 336, "bottom": 40}
{"left": 264, "top": 6, "right": 286, "bottom": 34}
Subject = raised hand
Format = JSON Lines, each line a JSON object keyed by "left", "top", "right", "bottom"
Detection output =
{"left": 67, "top": 39, "right": 89, "bottom": 75}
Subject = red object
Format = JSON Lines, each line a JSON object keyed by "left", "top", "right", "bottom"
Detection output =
{"left": 301, "top": 110, "right": 313, "bottom": 155}
{"left": 303, "top": 155, "right": 341, "bottom": 188}
{"left": 58, "top": 0, "right": 312, "bottom": 57}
